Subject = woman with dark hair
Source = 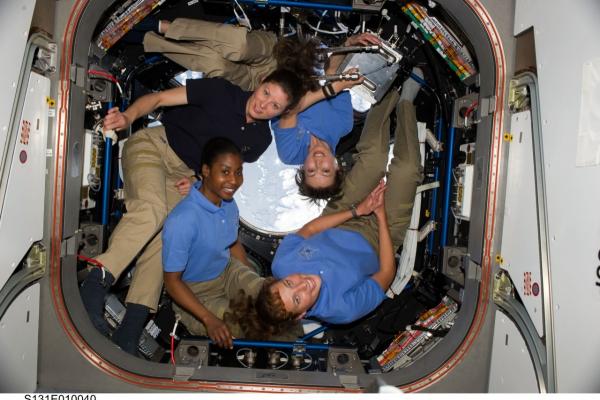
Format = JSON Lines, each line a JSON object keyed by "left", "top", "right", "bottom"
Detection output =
{"left": 144, "top": 18, "right": 379, "bottom": 200}
{"left": 144, "top": 18, "right": 321, "bottom": 92}
{"left": 230, "top": 72, "right": 424, "bottom": 336}
{"left": 162, "top": 137, "right": 301, "bottom": 347}
{"left": 79, "top": 69, "right": 303, "bottom": 354}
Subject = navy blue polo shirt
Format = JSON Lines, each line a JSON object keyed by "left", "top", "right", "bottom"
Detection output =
{"left": 272, "top": 228, "right": 387, "bottom": 324}
{"left": 272, "top": 91, "right": 353, "bottom": 165}
{"left": 162, "top": 181, "right": 239, "bottom": 282}
{"left": 162, "top": 78, "right": 272, "bottom": 172}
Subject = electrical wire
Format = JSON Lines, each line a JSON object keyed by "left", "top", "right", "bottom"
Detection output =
{"left": 272, "top": 350, "right": 289, "bottom": 370}
{"left": 299, "top": 352, "right": 313, "bottom": 370}
{"left": 84, "top": 120, "right": 103, "bottom": 191}
{"left": 232, "top": 0, "right": 252, "bottom": 30}
{"left": 236, "top": 348, "right": 254, "bottom": 368}
{"left": 361, "top": 63, "right": 391, "bottom": 77}
{"left": 334, "top": 10, "right": 348, "bottom": 33}
{"left": 87, "top": 173, "right": 101, "bottom": 192}
{"left": 464, "top": 100, "right": 478, "bottom": 121}
{"left": 77, "top": 254, "right": 107, "bottom": 282}
{"left": 77, "top": 254, "right": 103, "bottom": 267}
{"left": 283, "top": 24, "right": 296, "bottom": 37}
{"left": 305, "top": 10, "right": 348, "bottom": 36}
{"left": 88, "top": 69, "right": 124, "bottom": 97}
{"left": 170, "top": 336, "right": 175, "bottom": 365}
{"left": 170, "top": 315, "right": 180, "bottom": 366}
{"left": 88, "top": 69, "right": 117, "bottom": 83}
{"left": 315, "top": 10, "right": 326, "bottom": 35}
{"left": 388, "top": 118, "right": 428, "bottom": 297}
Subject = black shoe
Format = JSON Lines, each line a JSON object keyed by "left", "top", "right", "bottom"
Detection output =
{"left": 112, "top": 302, "right": 150, "bottom": 356}
{"left": 80, "top": 267, "right": 115, "bottom": 336}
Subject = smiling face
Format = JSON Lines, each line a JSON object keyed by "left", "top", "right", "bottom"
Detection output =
{"left": 200, "top": 153, "right": 244, "bottom": 206}
{"left": 246, "top": 82, "right": 291, "bottom": 122}
{"left": 303, "top": 136, "right": 339, "bottom": 189}
{"left": 271, "top": 273, "right": 322, "bottom": 318}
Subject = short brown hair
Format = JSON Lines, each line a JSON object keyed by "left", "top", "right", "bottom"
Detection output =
{"left": 295, "top": 166, "right": 345, "bottom": 204}
{"left": 262, "top": 69, "right": 306, "bottom": 112}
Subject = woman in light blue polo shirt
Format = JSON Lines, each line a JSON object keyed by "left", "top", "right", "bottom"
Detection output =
{"left": 162, "top": 137, "right": 267, "bottom": 348}
{"left": 236, "top": 71, "right": 424, "bottom": 336}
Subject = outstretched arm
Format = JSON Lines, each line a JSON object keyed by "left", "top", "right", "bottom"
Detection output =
{"left": 103, "top": 86, "right": 188, "bottom": 131}
{"left": 297, "top": 180, "right": 386, "bottom": 238}
{"left": 326, "top": 32, "right": 382, "bottom": 74}
{"left": 277, "top": 69, "right": 361, "bottom": 129}
{"left": 164, "top": 271, "right": 233, "bottom": 349}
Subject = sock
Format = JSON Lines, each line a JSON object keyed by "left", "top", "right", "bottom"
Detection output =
{"left": 400, "top": 67, "right": 424, "bottom": 102}
{"left": 112, "top": 303, "right": 150, "bottom": 356}
{"left": 80, "top": 267, "right": 114, "bottom": 336}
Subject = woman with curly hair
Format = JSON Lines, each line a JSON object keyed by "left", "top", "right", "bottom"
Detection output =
{"left": 162, "top": 137, "right": 303, "bottom": 347}
{"left": 144, "top": 19, "right": 378, "bottom": 200}
{"left": 144, "top": 18, "right": 320, "bottom": 92}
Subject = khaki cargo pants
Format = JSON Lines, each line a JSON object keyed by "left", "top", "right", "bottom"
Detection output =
{"left": 323, "top": 90, "right": 424, "bottom": 251}
{"left": 144, "top": 18, "right": 277, "bottom": 91}
{"left": 173, "top": 257, "right": 303, "bottom": 341}
{"left": 96, "top": 126, "right": 194, "bottom": 311}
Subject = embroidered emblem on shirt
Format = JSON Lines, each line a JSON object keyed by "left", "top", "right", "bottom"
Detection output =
{"left": 299, "top": 246, "right": 318, "bottom": 260}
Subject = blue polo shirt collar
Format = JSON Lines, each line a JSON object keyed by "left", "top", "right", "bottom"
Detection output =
{"left": 306, "top": 276, "right": 328, "bottom": 319}
{"left": 190, "top": 181, "right": 223, "bottom": 214}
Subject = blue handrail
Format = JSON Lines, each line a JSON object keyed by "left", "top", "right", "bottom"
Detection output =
{"left": 427, "top": 117, "right": 443, "bottom": 254}
{"left": 440, "top": 125, "right": 456, "bottom": 247}
{"left": 230, "top": 339, "right": 330, "bottom": 351}
{"left": 101, "top": 103, "right": 113, "bottom": 226}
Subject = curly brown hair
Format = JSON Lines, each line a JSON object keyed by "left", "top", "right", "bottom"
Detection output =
{"left": 273, "top": 37, "right": 322, "bottom": 93}
{"left": 295, "top": 166, "right": 345, "bottom": 204}
{"left": 224, "top": 278, "right": 300, "bottom": 341}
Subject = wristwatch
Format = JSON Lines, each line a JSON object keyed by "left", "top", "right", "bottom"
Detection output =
{"left": 322, "top": 83, "right": 336, "bottom": 99}
{"left": 350, "top": 204, "right": 359, "bottom": 219}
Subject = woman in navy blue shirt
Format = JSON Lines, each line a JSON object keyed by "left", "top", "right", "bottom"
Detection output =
{"left": 80, "top": 69, "right": 304, "bottom": 355}
{"left": 147, "top": 17, "right": 380, "bottom": 200}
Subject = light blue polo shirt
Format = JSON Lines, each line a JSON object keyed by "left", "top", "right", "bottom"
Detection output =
{"left": 272, "top": 228, "right": 386, "bottom": 324}
{"left": 162, "top": 181, "right": 239, "bottom": 282}
{"left": 272, "top": 91, "right": 353, "bottom": 165}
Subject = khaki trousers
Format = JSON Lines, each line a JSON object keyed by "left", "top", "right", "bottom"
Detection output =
{"left": 173, "top": 257, "right": 303, "bottom": 341}
{"left": 143, "top": 19, "right": 278, "bottom": 91}
{"left": 96, "top": 126, "right": 194, "bottom": 311}
{"left": 323, "top": 90, "right": 424, "bottom": 251}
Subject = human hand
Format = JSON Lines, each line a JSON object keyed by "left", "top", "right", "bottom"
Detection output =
{"left": 332, "top": 67, "right": 364, "bottom": 92}
{"left": 103, "top": 107, "right": 132, "bottom": 132}
{"left": 204, "top": 314, "right": 233, "bottom": 349}
{"left": 373, "top": 185, "right": 387, "bottom": 221}
{"left": 345, "top": 32, "right": 381, "bottom": 47}
{"left": 175, "top": 177, "right": 192, "bottom": 196}
{"left": 356, "top": 179, "right": 386, "bottom": 217}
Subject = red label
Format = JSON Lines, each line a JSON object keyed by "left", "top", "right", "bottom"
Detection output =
{"left": 20, "top": 120, "right": 31, "bottom": 145}
{"left": 524, "top": 272, "right": 532, "bottom": 296}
